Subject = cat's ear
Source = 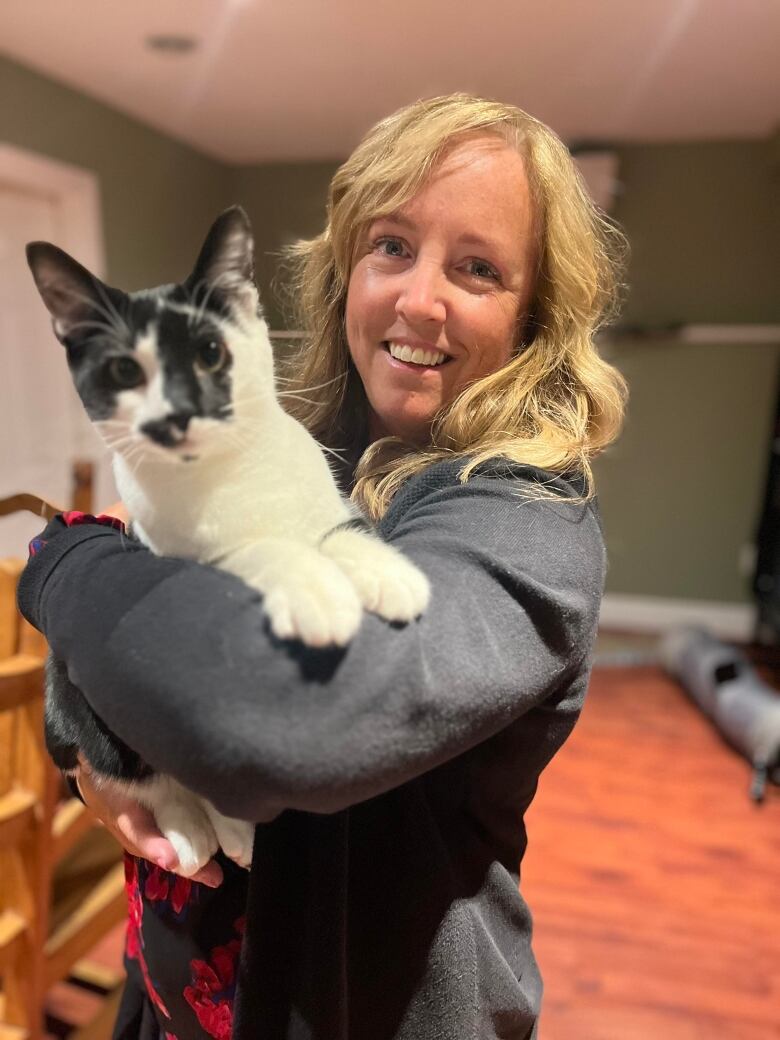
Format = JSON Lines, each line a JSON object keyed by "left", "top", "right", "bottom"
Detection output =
{"left": 26, "top": 243, "right": 124, "bottom": 344}
{"left": 186, "top": 206, "right": 259, "bottom": 319}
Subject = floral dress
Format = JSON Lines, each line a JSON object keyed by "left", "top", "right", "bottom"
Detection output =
{"left": 115, "top": 854, "right": 250, "bottom": 1040}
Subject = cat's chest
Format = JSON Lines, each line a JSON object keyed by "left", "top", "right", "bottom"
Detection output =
{"left": 118, "top": 469, "right": 279, "bottom": 560}
{"left": 113, "top": 448, "right": 348, "bottom": 563}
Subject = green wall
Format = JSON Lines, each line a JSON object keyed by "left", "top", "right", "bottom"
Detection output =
{"left": 229, "top": 162, "right": 338, "bottom": 328}
{"left": 594, "top": 339, "right": 778, "bottom": 602}
{"left": 0, "top": 53, "right": 334, "bottom": 323}
{"left": 615, "top": 139, "right": 779, "bottom": 326}
{"left": 4, "top": 53, "right": 777, "bottom": 605}
{"left": 0, "top": 56, "right": 229, "bottom": 289}
{"left": 594, "top": 138, "right": 780, "bottom": 603}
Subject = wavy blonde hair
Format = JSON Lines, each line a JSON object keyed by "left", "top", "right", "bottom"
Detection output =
{"left": 282, "top": 93, "right": 628, "bottom": 520}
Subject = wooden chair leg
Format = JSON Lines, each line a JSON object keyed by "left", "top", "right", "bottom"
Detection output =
{"left": 69, "top": 984, "right": 124, "bottom": 1040}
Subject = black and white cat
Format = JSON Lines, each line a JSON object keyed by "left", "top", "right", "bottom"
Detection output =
{"left": 26, "top": 206, "right": 429, "bottom": 875}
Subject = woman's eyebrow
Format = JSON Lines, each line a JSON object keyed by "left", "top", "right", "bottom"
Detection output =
{"left": 456, "top": 232, "right": 502, "bottom": 252}
{"left": 373, "top": 212, "right": 416, "bottom": 230}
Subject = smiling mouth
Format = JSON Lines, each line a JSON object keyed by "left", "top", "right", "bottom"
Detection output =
{"left": 382, "top": 342, "right": 452, "bottom": 367}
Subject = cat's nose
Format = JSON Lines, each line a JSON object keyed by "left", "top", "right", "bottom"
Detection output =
{"left": 140, "top": 413, "right": 192, "bottom": 446}
{"left": 170, "top": 411, "right": 193, "bottom": 432}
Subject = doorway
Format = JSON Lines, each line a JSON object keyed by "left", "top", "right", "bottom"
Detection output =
{"left": 0, "top": 145, "right": 113, "bottom": 557}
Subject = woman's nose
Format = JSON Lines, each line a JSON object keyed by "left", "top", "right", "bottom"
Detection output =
{"left": 395, "top": 261, "right": 447, "bottom": 326}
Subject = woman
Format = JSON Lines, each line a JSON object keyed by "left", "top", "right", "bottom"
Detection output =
{"left": 19, "top": 94, "right": 626, "bottom": 1039}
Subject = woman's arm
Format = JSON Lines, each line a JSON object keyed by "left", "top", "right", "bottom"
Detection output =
{"left": 18, "top": 468, "right": 604, "bottom": 821}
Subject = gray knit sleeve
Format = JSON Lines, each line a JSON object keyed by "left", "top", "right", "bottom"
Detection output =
{"left": 31, "top": 463, "right": 605, "bottom": 820}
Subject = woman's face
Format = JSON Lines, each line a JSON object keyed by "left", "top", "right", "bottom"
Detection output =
{"left": 345, "top": 135, "right": 538, "bottom": 445}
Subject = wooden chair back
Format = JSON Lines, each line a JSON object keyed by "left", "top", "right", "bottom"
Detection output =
{"left": 0, "top": 558, "right": 53, "bottom": 1039}
{"left": 0, "top": 471, "right": 126, "bottom": 1038}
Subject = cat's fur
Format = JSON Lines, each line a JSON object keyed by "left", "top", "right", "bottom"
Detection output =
{"left": 26, "top": 206, "right": 429, "bottom": 875}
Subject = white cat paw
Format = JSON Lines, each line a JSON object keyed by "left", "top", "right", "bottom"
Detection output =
{"left": 322, "top": 533, "right": 430, "bottom": 622}
{"left": 156, "top": 802, "right": 219, "bottom": 877}
{"left": 210, "top": 816, "right": 255, "bottom": 870}
{"left": 263, "top": 565, "right": 363, "bottom": 647}
{"left": 222, "top": 540, "right": 363, "bottom": 647}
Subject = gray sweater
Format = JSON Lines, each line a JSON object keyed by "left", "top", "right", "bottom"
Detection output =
{"left": 18, "top": 458, "right": 605, "bottom": 1039}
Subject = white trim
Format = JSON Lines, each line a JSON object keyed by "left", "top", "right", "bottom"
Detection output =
{"left": 0, "top": 144, "right": 110, "bottom": 496}
{"left": 0, "top": 144, "right": 104, "bottom": 276}
{"left": 602, "top": 324, "right": 780, "bottom": 346}
{"left": 599, "top": 593, "right": 757, "bottom": 642}
{"left": 676, "top": 324, "right": 780, "bottom": 345}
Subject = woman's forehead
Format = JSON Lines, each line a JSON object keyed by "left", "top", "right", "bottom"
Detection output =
{"left": 375, "top": 140, "right": 534, "bottom": 247}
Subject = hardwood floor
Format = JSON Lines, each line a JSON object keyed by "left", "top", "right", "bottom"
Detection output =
{"left": 43, "top": 659, "right": 779, "bottom": 1038}
{"left": 523, "top": 663, "right": 780, "bottom": 1039}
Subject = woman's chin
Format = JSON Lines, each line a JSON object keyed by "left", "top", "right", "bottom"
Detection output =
{"left": 369, "top": 410, "right": 435, "bottom": 446}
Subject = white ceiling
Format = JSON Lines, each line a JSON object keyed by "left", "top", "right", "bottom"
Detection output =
{"left": 1, "top": 0, "right": 778, "bottom": 163}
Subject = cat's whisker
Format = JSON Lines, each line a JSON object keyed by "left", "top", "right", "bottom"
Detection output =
{"left": 64, "top": 288, "right": 129, "bottom": 340}
{"left": 126, "top": 445, "right": 149, "bottom": 482}
{"left": 191, "top": 271, "right": 234, "bottom": 327}
{"left": 102, "top": 439, "right": 136, "bottom": 455}
{"left": 63, "top": 318, "right": 123, "bottom": 340}
{"left": 103, "top": 436, "right": 142, "bottom": 457}
{"left": 216, "top": 392, "right": 270, "bottom": 415}
{"left": 276, "top": 372, "right": 348, "bottom": 395}
{"left": 93, "top": 419, "right": 130, "bottom": 431}
{"left": 95, "top": 281, "right": 131, "bottom": 339}
{"left": 275, "top": 393, "right": 328, "bottom": 407}
{"left": 317, "top": 444, "right": 350, "bottom": 462}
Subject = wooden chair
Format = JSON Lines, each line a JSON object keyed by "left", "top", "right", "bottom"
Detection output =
{"left": 0, "top": 477, "right": 127, "bottom": 1038}
{"left": 0, "top": 557, "right": 52, "bottom": 1038}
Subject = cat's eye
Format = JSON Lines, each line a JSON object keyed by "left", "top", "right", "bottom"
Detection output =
{"left": 107, "top": 356, "right": 144, "bottom": 389}
{"left": 196, "top": 340, "right": 227, "bottom": 374}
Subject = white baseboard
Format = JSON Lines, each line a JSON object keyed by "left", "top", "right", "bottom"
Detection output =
{"left": 599, "top": 593, "right": 757, "bottom": 642}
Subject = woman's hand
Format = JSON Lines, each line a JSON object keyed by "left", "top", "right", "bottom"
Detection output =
{"left": 102, "top": 499, "right": 129, "bottom": 524}
{"left": 76, "top": 759, "right": 224, "bottom": 888}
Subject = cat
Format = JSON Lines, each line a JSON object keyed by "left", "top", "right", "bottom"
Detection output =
{"left": 26, "top": 205, "right": 429, "bottom": 876}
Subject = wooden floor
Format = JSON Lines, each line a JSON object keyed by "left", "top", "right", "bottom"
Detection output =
{"left": 45, "top": 660, "right": 779, "bottom": 1039}
{"left": 523, "top": 663, "right": 780, "bottom": 1040}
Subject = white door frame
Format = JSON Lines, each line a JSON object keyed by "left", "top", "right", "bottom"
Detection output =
{"left": 0, "top": 143, "right": 104, "bottom": 277}
{"left": 0, "top": 143, "right": 111, "bottom": 508}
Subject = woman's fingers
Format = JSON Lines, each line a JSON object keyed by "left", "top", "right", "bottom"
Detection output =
{"left": 100, "top": 499, "right": 130, "bottom": 523}
{"left": 76, "top": 762, "right": 223, "bottom": 887}
{"left": 113, "top": 797, "right": 181, "bottom": 870}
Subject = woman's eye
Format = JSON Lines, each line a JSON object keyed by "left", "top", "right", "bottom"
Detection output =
{"left": 466, "top": 259, "right": 500, "bottom": 281}
{"left": 196, "top": 340, "right": 227, "bottom": 374}
{"left": 375, "top": 237, "right": 408, "bottom": 259}
{"left": 107, "top": 356, "right": 144, "bottom": 389}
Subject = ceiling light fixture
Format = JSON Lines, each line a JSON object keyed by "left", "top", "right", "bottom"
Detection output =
{"left": 145, "top": 34, "right": 199, "bottom": 54}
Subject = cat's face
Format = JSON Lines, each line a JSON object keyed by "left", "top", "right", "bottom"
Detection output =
{"left": 27, "top": 207, "right": 274, "bottom": 465}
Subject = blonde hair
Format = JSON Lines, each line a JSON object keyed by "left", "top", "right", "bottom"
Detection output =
{"left": 283, "top": 93, "right": 628, "bottom": 520}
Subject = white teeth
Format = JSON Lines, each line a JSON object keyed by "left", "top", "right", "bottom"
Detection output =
{"left": 387, "top": 342, "right": 447, "bottom": 366}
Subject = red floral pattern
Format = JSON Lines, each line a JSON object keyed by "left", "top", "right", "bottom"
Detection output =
{"left": 125, "top": 853, "right": 246, "bottom": 1037}
{"left": 144, "top": 862, "right": 195, "bottom": 917}
{"left": 183, "top": 916, "right": 246, "bottom": 1039}
{"left": 124, "top": 855, "right": 172, "bottom": 1020}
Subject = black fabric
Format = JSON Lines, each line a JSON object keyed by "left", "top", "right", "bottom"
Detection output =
{"left": 18, "top": 459, "right": 604, "bottom": 1039}
{"left": 113, "top": 956, "right": 160, "bottom": 1040}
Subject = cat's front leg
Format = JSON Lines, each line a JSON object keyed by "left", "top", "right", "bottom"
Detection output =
{"left": 134, "top": 775, "right": 219, "bottom": 877}
{"left": 319, "top": 528, "right": 430, "bottom": 622}
{"left": 221, "top": 538, "right": 363, "bottom": 647}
